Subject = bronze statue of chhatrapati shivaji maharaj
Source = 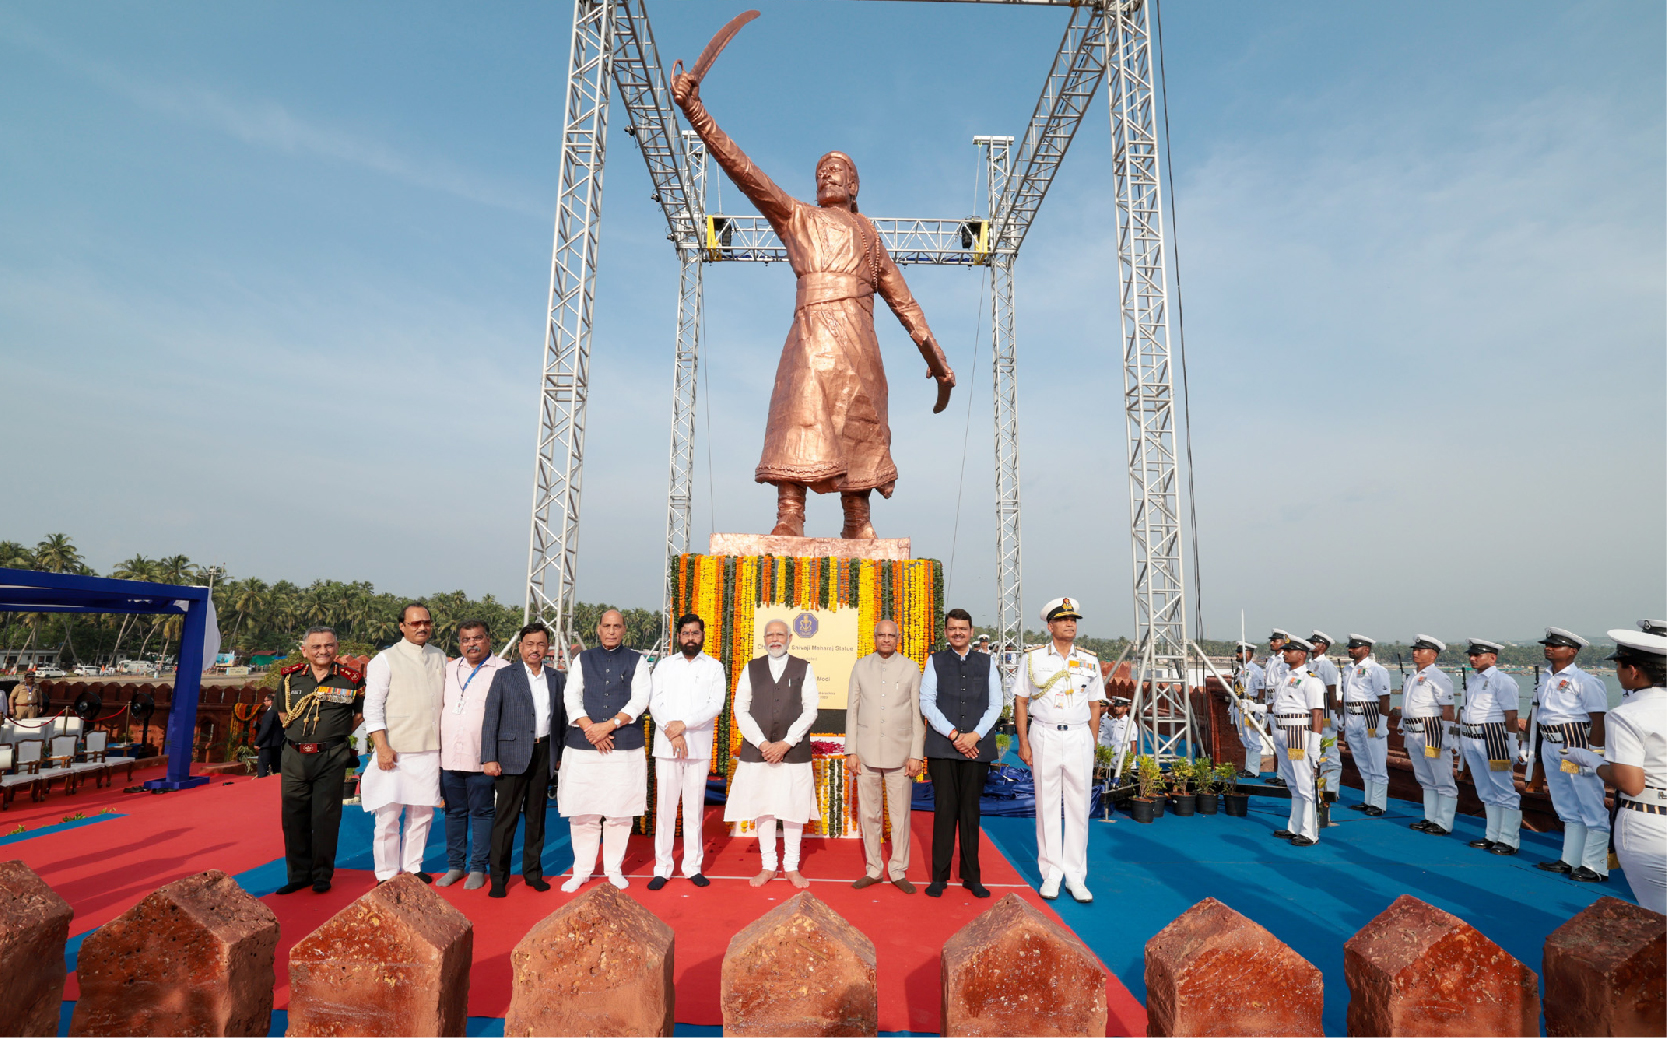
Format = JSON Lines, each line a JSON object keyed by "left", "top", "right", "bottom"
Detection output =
{"left": 673, "top": 15, "right": 955, "bottom": 540}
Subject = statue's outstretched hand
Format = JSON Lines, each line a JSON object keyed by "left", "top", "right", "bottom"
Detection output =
{"left": 672, "top": 70, "right": 699, "bottom": 109}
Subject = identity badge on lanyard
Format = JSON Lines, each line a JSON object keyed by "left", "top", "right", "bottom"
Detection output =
{"left": 454, "top": 660, "right": 488, "bottom": 713}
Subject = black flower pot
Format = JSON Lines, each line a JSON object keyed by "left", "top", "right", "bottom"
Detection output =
{"left": 1169, "top": 793, "right": 1197, "bottom": 816}
{"left": 1131, "top": 797, "right": 1156, "bottom": 824}
{"left": 1151, "top": 795, "right": 1166, "bottom": 818}
{"left": 1196, "top": 792, "right": 1219, "bottom": 815}
{"left": 1224, "top": 792, "right": 1250, "bottom": 817}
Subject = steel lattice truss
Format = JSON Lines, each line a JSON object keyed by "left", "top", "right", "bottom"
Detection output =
{"left": 528, "top": 0, "right": 1200, "bottom": 767}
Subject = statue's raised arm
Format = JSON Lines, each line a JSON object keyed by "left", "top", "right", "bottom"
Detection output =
{"left": 670, "top": 14, "right": 954, "bottom": 541}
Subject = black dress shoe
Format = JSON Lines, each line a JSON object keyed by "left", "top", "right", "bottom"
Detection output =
{"left": 1422, "top": 825, "right": 1450, "bottom": 836}
{"left": 413, "top": 872, "right": 432, "bottom": 884}
{"left": 964, "top": 882, "right": 991, "bottom": 898}
{"left": 1537, "top": 860, "right": 1573, "bottom": 874}
{"left": 1348, "top": 803, "right": 1369, "bottom": 812}
{"left": 276, "top": 881, "right": 310, "bottom": 895}
{"left": 1363, "top": 806, "right": 1386, "bottom": 817}
{"left": 689, "top": 873, "right": 710, "bottom": 887}
{"left": 311, "top": 880, "right": 331, "bottom": 894}
{"left": 488, "top": 885, "right": 507, "bottom": 899}
{"left": 1468, "top": 838, "right": 1496, "bottom": 849}
{"left": 1271, "top": 829, "right": 1294, "bottom": 838}
{"left": 1268, "top": 776, "right": 1288, "bottom": 787}
{"left": 1488, "top": 844, "right": 1519, "bottom": 856}
{"left": 925, "top": 882, "right": 946, "bottom": 898}
{"left": 1289, "top": 835, "right": 1317, "bottom": 847}
{"left": 1569, "top": 866, "right": 1609, "bottom": 883}
{"left": 1410, "top": 820, "right": 1434, "bottom": 831}
{"left": 646, "top": 876, "right": 668, "bottom": 891}
{"left": 524, "top": 876, "right": 551, "bottom": 892}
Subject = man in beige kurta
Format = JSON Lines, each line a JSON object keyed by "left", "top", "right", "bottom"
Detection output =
{"left": 674, "top": 72, "right": 955, "bottom": 539}
{"left": 846, "top": 620, "right": 925, "bottom": 891}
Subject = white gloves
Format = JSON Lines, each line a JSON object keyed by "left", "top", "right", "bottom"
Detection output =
{"left": 1561, "top": 746, "right": 1604, "bottom": 771}
{"left": 1306, "top": 732, "right": 1322, "bottom": 759}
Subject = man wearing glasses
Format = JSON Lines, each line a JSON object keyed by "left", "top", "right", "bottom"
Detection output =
{"left": 363, "top": 603, "right": 448, "bottom": 883}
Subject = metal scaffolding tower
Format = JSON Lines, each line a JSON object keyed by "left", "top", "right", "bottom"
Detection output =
{"left": 525, "top": 1, "right": 1205, "bottom": 755}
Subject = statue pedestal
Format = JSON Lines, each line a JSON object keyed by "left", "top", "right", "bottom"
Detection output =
{"left": 708, "top": 533, "right": 910, "bottom": 560}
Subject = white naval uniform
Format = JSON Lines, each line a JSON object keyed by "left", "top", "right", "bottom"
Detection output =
{"left": 1311, "top": 654, "right": 1343, "bottom": 794}
{"left": 726, "top": 655, "right": 820, "bottom": 873}
{"left": 1536, "top": 664, "right": 1611, "bottom": 875}
{"left": 1401, "top": 664, "right": 1459, "bottom": 831}
{"left": 560, "top": 650, "right": 652, "bottom": 889}
{"left": 1459, "top": 666, "right": 1521, "bottom": 849}
{"left": 1342, "top": 656, "right": 1392, "bottom": 810}
{"left": 1270, "top": 664, "right": 1325, "bottom": 841}
{"left": 647, "top": 651, "right": 727, "bottom": 879}
{"left": 1018, "top": 643, "right": 1106, "bottom": 886}
{"left": 1231, "top": 662, "right": 1267, "bottom": 773}
{"left": 1607, "top": 686, "right": 1667, "bottom": 914}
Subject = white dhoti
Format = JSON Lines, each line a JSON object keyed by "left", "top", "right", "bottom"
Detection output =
{"left": 1031, "top": 724, "right": 1093, "bottom": 884}
{"left": 559, "top": 747, "right": 648, "bottom": 889}
{"left": 360, "top": 748, "right": 442, "bottom": 881}
{"left": 1342, "top": 711, "right": 1389, "bottom": 809}
{"left": 654, "top": 757, "right": 710, "bottom": 879}
{"left": 1616, "top": 807, "right": 1667, "bottom": 915}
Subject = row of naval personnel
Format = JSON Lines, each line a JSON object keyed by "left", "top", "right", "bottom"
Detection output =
{"left": 1224, "top": 623, "right": 1665, "bottom": 915}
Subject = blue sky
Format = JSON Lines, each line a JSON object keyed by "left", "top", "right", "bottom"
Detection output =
{"left": 3, "top": 0, "right": 1662, "bottom": 642}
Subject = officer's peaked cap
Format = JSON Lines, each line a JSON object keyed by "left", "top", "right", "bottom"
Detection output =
{"left": 1309, "top": 629, "right": 1334, "bottom": 646}
{"left": 1466, "top": 638, "right": 1503, "bottom": 655}
{"left": 1283, "top": 636, "right": 1314, "bottom": 653}
{"left": 1346, "top": 634, "right": 1375, "bottom": 649}
{"left": 1411, "top": 634, "right": 1446, "bottom": 652}
{"left": 1042, "top": 597, "right": 1083, "bottom": 623}
{"left": 1607, "top": 629, "right": 1667, "bottom": 661}
{"left": 1539, "top": 627, "right": 1588, "bottom": 649}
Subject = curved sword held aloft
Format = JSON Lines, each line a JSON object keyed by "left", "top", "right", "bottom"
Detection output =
{"left": 672, "top": 9, "right": 760, "bottom": 86}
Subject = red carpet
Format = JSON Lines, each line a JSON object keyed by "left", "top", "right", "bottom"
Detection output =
{"left": 8, "top": 772, "right": 1145, "bottom": 1035}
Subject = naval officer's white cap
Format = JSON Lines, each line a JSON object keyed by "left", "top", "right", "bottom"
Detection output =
{"left": 1270, "top": 628, "right": 1290, "bottom": 640}
{"left": 1410, "top": 634, "right": 1446, "bottom": 652}
{"left": 1283, "top": 636, "right": 1314, "bottom": 653}
{"left": 1465, "top": 638, "right": 1503, "bottom": 655}
{"left": 1346, "top": 634, "right": 1375, "bottom": 649}
{"left": 1539, "top": 627, "right": 1588, "bottom": 649}
{"left": 1607, "top": 630, "right": 1667, "bottom": 661}
{"left": 1041, "top": 597, "right": 1083, "bottom": 623}
{"left": 1309, "top": 630, "right": 1334, "bottom": 646}
{"left": 1234, "top": 640, "right": 1257, "bottom": 651}
{"left": 1638, "top": 620, "right": 1667, "bottom": 637}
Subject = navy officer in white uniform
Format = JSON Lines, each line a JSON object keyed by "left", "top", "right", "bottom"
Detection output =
{"left": 1230, "top": 641, "right": 1267, "bottom": 777}
{"left": 1458, "top": 638, "right": 1522, "bottom": 856}
{"left": 1014, "top": 597, "right": 1106, "bottom": 903}
{"left": 1564, "top": 629, "right": 1666, "bottom": 913}
{"left": 1269, "top": 636, "right": 1326, "bottom": 846}
{"left": 1529, "top": 627, "right": 1611, "bottom": 882}
{"left": 1401, "top": 635, "right": 1459, "bottom": 836}
{"left": 1341, "top": 634, "right": 1392, "bottom": 816}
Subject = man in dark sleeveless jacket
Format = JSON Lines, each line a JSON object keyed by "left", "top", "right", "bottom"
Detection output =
{"left": 724, "top": 619, "right": 821, "bottom": 888}
{"left": 921, "top": 608, "right": 1003, "bottom": 897}
{"left": 558, "top": 609, "right": 651, "bottom": 892}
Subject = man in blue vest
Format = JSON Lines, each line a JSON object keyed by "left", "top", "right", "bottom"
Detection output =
{"left": 559, "top": 609, "right": 652, "bottom": 892}
{"left": 921, "top": 608, "right": 1003, "bottom": 898}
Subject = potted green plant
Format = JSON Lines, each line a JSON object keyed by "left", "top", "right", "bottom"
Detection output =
{"left": 1131, "top": 754, "right": 1162, "bottom": 823}
{"left": 995, "top": 731, "right": 1012, "bottom": 760}
{"left": 1194, "top": 754, "right": 1220, "bottom": 815}
{"left": 1220, "top": 760, "right": 1250, "bottom": 817}
{"left": 1166, "top": 759, "right": 1196, "bottom": 816}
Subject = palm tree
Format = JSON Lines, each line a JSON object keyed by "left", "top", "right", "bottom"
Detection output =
{"left": 32, "top": 533, "right": 85, "bottom": 575}
{"left": 227, "top": 578, "right": 269, "bottom": 649}
{"left": 0, "top": 541, "right": 32, "bottom": 569}
{"left": 109, "top": 555, "right": 159, "bottom": 663}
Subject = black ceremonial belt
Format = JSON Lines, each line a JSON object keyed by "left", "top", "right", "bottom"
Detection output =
{"left": 1622, "top": 800, "right": 1666, "bottom": 815}
{"left": 1537, "top": 721, "right": 1590, "bottom": 748}
{"left": 1422, "top": 716, "right": 1444, "bottom": 751}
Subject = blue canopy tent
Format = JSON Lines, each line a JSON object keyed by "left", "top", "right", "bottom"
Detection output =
{"left": 0, "top": 566, "right": 213, "bottom": 791}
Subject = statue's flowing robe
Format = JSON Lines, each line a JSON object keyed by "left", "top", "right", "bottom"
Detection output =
{"left": 685, "top": 102, "right": 937, "bottom": 496}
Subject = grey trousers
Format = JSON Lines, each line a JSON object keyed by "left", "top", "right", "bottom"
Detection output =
{"left": 856, "top": 765, "right": 912, "bottom": 880}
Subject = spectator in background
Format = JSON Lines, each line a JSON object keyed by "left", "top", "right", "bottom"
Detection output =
{"left": 253, "top": 692, "right": 286, "bottom": 777}
{"left": 436, "top": 620, "right": 510, "bottom": 890}
{"left": 10, "top": 670, "right": 43, "bottom": 719}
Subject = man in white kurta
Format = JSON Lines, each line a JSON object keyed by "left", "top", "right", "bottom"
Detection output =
{"left": 725, "top": 619, "right": 820, "bottom": 889}
{"left": 560, "top": 609, "right": 652, "bottom": 892}
{"left": 646, "top": 613, "right": 727, "bottom": 889}
{"left": 363, "top": 604, "right": 447, "bottom": 882}
{"left": 1015, "top": 597, "right": 1106, "bottom": 904}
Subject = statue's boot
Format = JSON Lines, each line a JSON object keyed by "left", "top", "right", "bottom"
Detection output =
{"left": 841, "top": 490, "right": 877, "bottom": 540}
{"left": 770, "top": 483, "right": 806, "bottom": 537}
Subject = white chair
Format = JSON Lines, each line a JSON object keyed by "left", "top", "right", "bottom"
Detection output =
{"left": 13, "top": 739, "right": 43, "bottom": 773}
{"left": 60, "top": 716, "right": 84, "bottom": 738}
{"left": 0, "top": 743, "right": 14, "bottom": 773}
{"left": 71, "top": 731, "right": 113, "bottom": 789}
{"left": 84, "top": 730, "right": 108, "bottom": 762}
{"left": 1, "top": 745, "right": 34, "bottom": 809}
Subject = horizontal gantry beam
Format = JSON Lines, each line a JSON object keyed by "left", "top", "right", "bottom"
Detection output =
{"left": 699, "top": 215, "right": 1005, "bottom": 266}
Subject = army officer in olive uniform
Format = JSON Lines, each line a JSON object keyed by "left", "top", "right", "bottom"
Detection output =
{"left": 277, "top": 626, "right": 365, "bottom": 895}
